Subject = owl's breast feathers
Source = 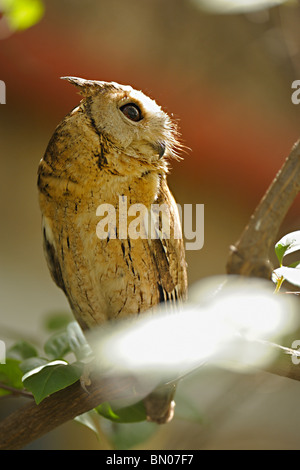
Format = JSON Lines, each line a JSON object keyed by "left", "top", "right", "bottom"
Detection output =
{"left": 38, "top": 107, "right": 187, "bottom": 329}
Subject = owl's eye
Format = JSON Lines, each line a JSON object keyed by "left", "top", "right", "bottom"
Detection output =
{"left": 120, "top": 103, "right": 143, "bottom": 122}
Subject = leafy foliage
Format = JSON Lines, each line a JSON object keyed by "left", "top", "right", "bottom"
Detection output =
{"left": 0, "top": 320, "right": 89, "bottom": 403}
{"left": 0, "top": 314, "right": 156, "bottom": 448}
{"left": 22, "top": 360, "right": 83, "bottom": 405}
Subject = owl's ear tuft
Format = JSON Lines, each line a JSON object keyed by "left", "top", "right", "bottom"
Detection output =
{"left": 60, "top": 76, "right": 99, "bottom": 97}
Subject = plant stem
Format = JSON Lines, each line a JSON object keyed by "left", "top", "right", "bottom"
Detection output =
{"left": 274, "top": 276, "right": 285, "bottom": 293}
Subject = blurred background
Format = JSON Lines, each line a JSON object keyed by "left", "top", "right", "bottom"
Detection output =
{"left": 1, "top": 0, "right": 300, "bottom": 450}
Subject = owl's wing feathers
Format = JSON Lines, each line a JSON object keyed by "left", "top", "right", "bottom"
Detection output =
{"left": 144, "top": 179, "right": 188, "bottom": 424}
{"left": 41, "top": 217, "right": 67, "bottom": 294}
{"left": 149, "top": 178, "right": 187, "bottom": 305}
{"left": 40, "top": 177, "right": 187, "bottom": 307}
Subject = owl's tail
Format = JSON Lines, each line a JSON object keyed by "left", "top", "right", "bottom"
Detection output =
{"left": 143, "top": 382, "right": 177, "bottom": 424}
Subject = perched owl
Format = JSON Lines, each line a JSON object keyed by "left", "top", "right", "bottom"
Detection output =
{"left": 38, "top": 77, "right": 188, "bottom": 423}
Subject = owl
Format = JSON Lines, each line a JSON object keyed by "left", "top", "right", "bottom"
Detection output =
{"left": 38, "top": 77, "right": 188, "bottom": 423}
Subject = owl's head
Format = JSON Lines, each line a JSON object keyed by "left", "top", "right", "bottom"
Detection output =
{"left": 61, "top": 77, "right": 181, "bottom": 163}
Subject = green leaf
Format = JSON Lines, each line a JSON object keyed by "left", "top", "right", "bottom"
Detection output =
{"left": 96, "top": 400, "right": 147, "bottom": 423}
{"left": 272, "top": 266, "right": 300, "bottom": 287}
{"left": 275, "top": 244, "right": 289, "bottom": 266}
{"left": 19, "top": 356, "right": 49, "bottom": 374}
{"left": 96, "top": 402, "right": 120, "bottom": 421}
{"left": 44, "top": 331, "right": 71, "bottom": 360}
{"left": 44, "top": 312, "right": 73, "bottom": 332}
{"left": 101, "top": 420, "right": 157, "bottom": 450}
{"left": 66, "top": 322, "right": 93, "bottom": 361}
{"left": 1, "top": 0, "right": 44, "bottom": 31}
{"left": 275, "top": 231, "right": 300, "bottom": 265}
{"left": 7, "top": 341, "right": 38, "bottom": 361}
{"left": 0, "top": 358, "right": 23, "bottom": 390}
{"left": 43, "top": 321, "right": 92, "bottom": 360}
{"left": 22, "top": 360, "right": 83, "bottom": 404}
{"left": 74, "top": 411, "right": 101, "bottom": 439}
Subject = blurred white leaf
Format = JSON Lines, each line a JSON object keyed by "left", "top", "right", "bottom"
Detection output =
{"left": 87, "top": 276, "right": 299, "bottom": 400}
{"left": 272, "top": 266, "right": 300, "bottom": 287}
{"left": 191, "top": 0, "right": 291, "bottom": 14}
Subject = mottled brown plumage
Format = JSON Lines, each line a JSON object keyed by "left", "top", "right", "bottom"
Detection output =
{"left": 38, "top": 77, "right": 187, "bottom": 423}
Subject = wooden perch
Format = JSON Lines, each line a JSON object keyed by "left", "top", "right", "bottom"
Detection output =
{"left": 0, "top": 374, "right": 140, "bottom": 450}
{"left": 226, "top": 139, "right": 300, "bottom": 279}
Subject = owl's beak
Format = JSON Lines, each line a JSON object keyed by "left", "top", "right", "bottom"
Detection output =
{"left": 152, "top": 141, "right": 166, "bottom": 159}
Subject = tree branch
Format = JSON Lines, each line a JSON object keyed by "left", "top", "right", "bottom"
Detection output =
{"left": 0, "top": 373, "right": 141, "bottom": 450}
{"left": 226, "top": 139, "right": 300, "bottom": 278}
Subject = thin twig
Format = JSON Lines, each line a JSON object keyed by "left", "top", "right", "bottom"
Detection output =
{"left": 0, "top": 382, "right": 34, "bottom": 399}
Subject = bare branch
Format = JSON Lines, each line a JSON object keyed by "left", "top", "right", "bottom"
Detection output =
{"left": 226, "top": 139, "right": 300, "bottom": 278}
